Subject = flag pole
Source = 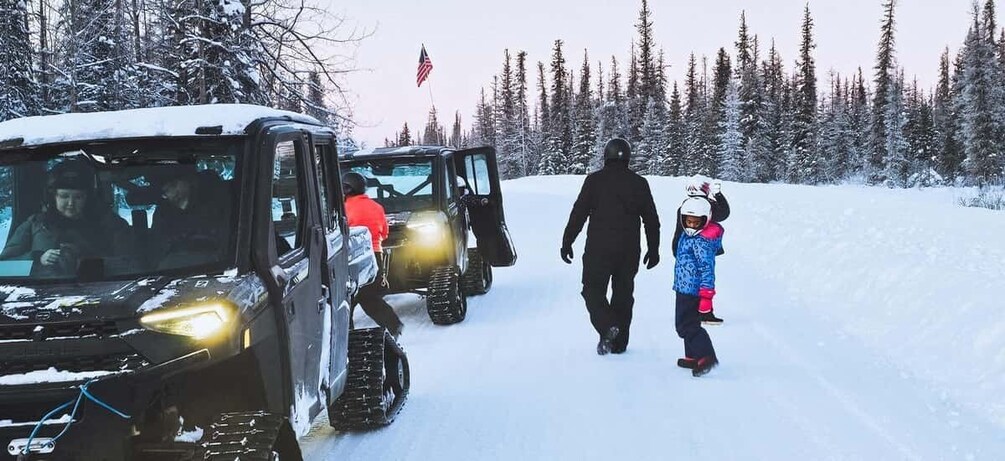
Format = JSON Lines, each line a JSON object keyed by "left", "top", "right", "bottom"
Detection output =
{"left": 427, "top": 78, "right": 436, "bottom": 110}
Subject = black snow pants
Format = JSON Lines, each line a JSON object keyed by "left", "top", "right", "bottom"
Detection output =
{"left": 353, "top": 258, "right": 403, "bottom": 336}
{"left": 675, "top": 293, "right": 716, "bottom": 359}
{"left": 582, "top": 249, "right": 640, "bottom": 349}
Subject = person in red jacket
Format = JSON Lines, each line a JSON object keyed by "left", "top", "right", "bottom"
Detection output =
{"left": 343, "top": 172, "right": 403, "bottom": 337}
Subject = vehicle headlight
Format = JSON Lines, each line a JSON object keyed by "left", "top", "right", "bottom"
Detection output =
{"left": 140, "top": 302, "right": 234, "bottom": 340}
{"left": 406, "top": 211, "right": 447, "bottom": 246}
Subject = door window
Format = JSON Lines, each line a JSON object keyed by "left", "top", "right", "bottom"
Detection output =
{"left": 312, "top": 144, "right": 335, "bottom": 231}
{"left": 465, "top": 154, "right": 493, "bottom": 195}
{"left": 273, "top": 141, "right": 305, "bottom": 256}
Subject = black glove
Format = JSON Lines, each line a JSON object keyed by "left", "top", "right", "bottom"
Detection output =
{"left": 560, "top": 247, "right": 574, "bottom": 264}
{"left": 643, "top": 250, "right": 660, "bottom": 270}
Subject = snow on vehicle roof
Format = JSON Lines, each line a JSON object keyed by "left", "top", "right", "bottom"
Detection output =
{"left": 0, "top": 104, "right": 322, "bottom": 149}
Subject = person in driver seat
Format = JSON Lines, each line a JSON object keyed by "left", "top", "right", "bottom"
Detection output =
{"left": 148, "top": 164, "right": 231, "bottom": 267}
{"left": 1, "top": 159, "right": 132, "bottom": 276}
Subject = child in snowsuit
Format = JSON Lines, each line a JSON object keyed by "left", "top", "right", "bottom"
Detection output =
{"left": 672, "top": 176, "right": 729, "bottom": 325}
{"left": 673, "top": 196, "right": 722, "bottom": 377}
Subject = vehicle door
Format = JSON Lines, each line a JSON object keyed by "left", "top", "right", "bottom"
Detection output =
{"left": 454, "top": 147, "right": 517, "bottom": 267}
{"left": 256, "top": 130, "right": 327, "bottom": 422}
{"left": 441, "top": 154, "right": 468, "bottom": 270}
{"left": 309, "top": 134, "right": 351, "bottom": 400}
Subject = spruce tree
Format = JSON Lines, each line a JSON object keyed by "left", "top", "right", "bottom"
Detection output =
{"left": 960, "top": 6, "right": 1002, "bottom": 185}
{"left": 869, "top": 0, "right": 898, "bottom": 183}
{"left": 749, "top": 40, "right": 785, "bottom": 183}
{"left": 397, "top": 122, "right": 412, "bottom": 146}
{"left": 718, "top": 79, "right": 745, "bottom": 181}
{"left": 0, "top": 0, "right": 39, "bottom": 120}
{"left": 451, "top": 112, "right": 463, "bottom": 148}
{"left": 539, "top": 40, "right": 572, "bottom": 175}
{"left": 514, "top": 51, "right": 532, "bottom": 176}
{"left": 934, "top": 48, "right": 964, "bottom": 182}
{"left": 570, "top": 50, "right": 596, "bottom": 175}
{"left": 792, "top": 5, "right": 820, "bottom": 183}
{"left": 883, "top": 71, "right": 909, "bottom": 186}
{"left": 735, "top": 11, "right": 762, "bottom": 151}
{"left": 663, "top": 82, "right": 686, "bottom": 176}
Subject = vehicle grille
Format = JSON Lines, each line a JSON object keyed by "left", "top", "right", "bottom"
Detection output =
{"left": 0, "top": 320, "right": 119, "bottom": 341}
{"left": 0, "top": 353, "right": 146, "bottom": 376}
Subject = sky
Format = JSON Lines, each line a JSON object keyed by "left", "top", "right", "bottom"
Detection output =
{"left": 326, "top": 0, "right": 1003, "bottom": 148}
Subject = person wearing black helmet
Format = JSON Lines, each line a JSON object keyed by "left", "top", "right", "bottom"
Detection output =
{"left": 0, "top": 159, "right": 132, "bottom": 276}
{"left": 342, "top": 171, "right": 404, "bottom": 338}
{"left": 561, "top": 138, "right": 661, "bottom": 355}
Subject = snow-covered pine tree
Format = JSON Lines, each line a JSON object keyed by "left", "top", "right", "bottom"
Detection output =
{"left": 0, "top": 0, "right": 39, "bottom": 120}
{"left": 882, "top": 71, "right": 909, "bottom": 187}
{"left": 904, "top": 82, "right": 938, "bottom": 186}
{"left": 934, "top": 48, "right": 964, "bottom": 182}
{"left": 305, "top": 71, "right": 329, "bottom": 125}
{"left": 869, "top": 0, "right": 897, "bottom": 184}
{"left": 514, "top": 51, "right": 532, "bottom": 177}
{"left": 497, "top": 50, "right": 522, "bottom": 179}
{"left": 397, "top": 123, "right": 412, "bottom": 146}
{"left": 450, "top": 112, "right": 462, "bottom": 148}
{"left": 176, "top": 0, "right": 265, "bottom": 105}
{"left": 710, "top": 48, "right": 732, "bottom": 145}
{"left": 530, "top": 61, "right": 550, "bottom": 176}
{"left": 570, "top": 50, "right": 596, "bottom": 175}
{"left": 791, "top": 4, "right": 820, "bottom": 184}
{"left": 748, "top": 40, "right": 785, "bottom": 183}
{"left": 683, "top": 54, "right": 712, "bottom": 176}
{"left": 626, "top": 45, "right": 643, "bottom": 144}
{"left": 847, "top": 69, "right": 871, "bottom": 181}
{"left": 472, "top": 88, "right": 495, "bottom": 148}
{"left": 61, "top": 0, "right": 140, "bottom": 112}
{"left": 595, "top": 56, "right": 625, "bottom": 172}
{"left": 662, "top": 82, "right": 685, "bottom": 176}
{"left": 718, "top": 79, "right": 744, "bottom": 181}
{"left": 423, "top": 107, "right": 446, "bottom": 146}
{"left": 735, "top": 12, "right": 762, "bottom": 154}
{"left": 539, "top": 40, "right": 572, "bottom": 175}
{"left": 959, "top": 5, "right": 1002, "bottom": 185}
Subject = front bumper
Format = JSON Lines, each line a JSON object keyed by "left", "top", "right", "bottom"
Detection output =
{"left": 0, "top": 350, "right": 212, "bottom": 460}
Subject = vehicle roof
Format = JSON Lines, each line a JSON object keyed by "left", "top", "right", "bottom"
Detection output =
{"left": 0, "top": 104, "right": 323, "bottom": 150}
{"left": 343, "top": 145, "right": 453, "bottom": 161}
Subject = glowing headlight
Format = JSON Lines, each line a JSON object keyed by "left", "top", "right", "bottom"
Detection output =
{"left": 406, "top": 212, "right": 447, "bottom": 246}
{"left": 140, "top": 303, "right": 234, "bottom": 339}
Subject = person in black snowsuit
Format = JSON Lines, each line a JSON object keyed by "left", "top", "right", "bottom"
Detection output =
{"left": 561, "top": 138, "right": 661, "bottom": 355}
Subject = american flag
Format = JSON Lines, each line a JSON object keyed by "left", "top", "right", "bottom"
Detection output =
{"left": 417, "top": 45, "right": 433, "bottom": 87}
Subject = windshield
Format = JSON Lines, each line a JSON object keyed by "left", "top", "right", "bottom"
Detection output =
{"left": 347, "top": 158, "right": 435, "bottom": 213}
{"left": 0, "top": 139, "right": 241, "bottom": 283}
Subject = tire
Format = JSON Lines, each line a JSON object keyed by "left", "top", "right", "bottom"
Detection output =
{"left": 202, "top": 412, "right": 302, "bottom": 461}
{"left": 328, "top": 328, "right": 410, "bottom": 431}
{"left": 426, "top": 266, "right": 467, "bottom": 325}
{"left": 461, "top": 248, "right": 493, "bottom": 296}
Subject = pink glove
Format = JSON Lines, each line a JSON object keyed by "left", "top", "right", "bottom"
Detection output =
{"left": 698, "top": 288, "right": 715, "bottom": 314}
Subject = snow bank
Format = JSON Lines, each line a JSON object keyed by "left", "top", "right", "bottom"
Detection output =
{"left": 644, "top": 178, "right": 1005, "bottom": 429}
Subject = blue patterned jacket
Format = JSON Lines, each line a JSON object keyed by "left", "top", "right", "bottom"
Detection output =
{"left": 673, "top": 222, "right": 723, "bottom": 296}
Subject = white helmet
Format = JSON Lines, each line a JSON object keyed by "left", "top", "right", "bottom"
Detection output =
{"left": 680, "top": 197, "right": 711, "bottom": 236}
{"left": 685, "top": 175, "right": 712, "bottom": 197}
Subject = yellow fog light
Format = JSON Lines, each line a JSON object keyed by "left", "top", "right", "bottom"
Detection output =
{"left": 140, "top": 303, "right": 234, "bottom": 339}
{"left": 407, "top": 211, "right": 447, "bottom": 246}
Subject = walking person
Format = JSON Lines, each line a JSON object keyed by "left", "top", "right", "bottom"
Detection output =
{"left": 561, "top": 138, "right": 661, "bottom": 355}
{"left": 673, "top": 196, "right": 722, "bottom": 377}
{"left": 672, "top": 176, "right": 730, "bottom": 325}
{"left": 343, "top": 172, "right": 404, "bottom": 338}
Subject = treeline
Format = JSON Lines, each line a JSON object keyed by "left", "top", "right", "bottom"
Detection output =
{"left": 0, "top": 0, "right": 360, "bottom": 134}
{"left": 396, "top": 0, "right": 1005, "bottom": 188}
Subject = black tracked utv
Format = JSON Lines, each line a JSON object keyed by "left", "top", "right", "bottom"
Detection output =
{"left": 0, "top": 104, "right": 409, "bottom": 460}
{"left": 339, "top": 146, "right": 517, "bottom": 325}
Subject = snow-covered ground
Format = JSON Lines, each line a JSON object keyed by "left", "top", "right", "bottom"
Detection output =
{"left": 301, "top": 176, "right": 1005, "bottom": 460}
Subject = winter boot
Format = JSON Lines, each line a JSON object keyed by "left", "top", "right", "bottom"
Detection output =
{"left": 596, "top": 326, "right": 620, "bottom": 356}
{"left": 691, "top": 356, "right": 719, "bottom": 377}
{"left": 699, "top": 311, "right": 724, "bottom": 326}
{"left": 677, "top": 357, "right": 697, "bottom": 369}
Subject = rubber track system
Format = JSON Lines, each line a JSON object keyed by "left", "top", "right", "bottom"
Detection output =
{"left": 426, "top": 266, "right": 467, "bottom": 325}
{"left": 329, "top": 328, "right": 410, "bottom": 431}
{"left": 201, "top": 412, "right": 285, "bottom": 461}
{"left": 461, "top": 249, "right": 491, "bottom": 296}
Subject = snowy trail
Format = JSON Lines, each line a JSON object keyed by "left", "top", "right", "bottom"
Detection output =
{"left": 302, "top": 177, "right": 1005, "bottom": 460}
